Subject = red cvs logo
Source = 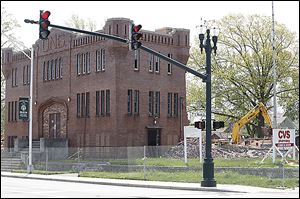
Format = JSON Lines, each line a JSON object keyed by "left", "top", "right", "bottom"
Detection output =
{"left": 278, "top": 130, "right": 290, "bottom": 139}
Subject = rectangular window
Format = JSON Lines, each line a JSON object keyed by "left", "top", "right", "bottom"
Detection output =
{"left": 27, "top": 65, "right": 30, "bottom": 84}
{"left": 148, "top": 91, "right": 154, "bottom": 116}
{"left": 86, "top": 52, "right": 90, "bottom": 73}
{"left": 86, "top": 92, "right": 90, "bottom": 117}
{"left": 174, "top": 93, "right": 178, "bottom": 117}
{"left": 96, "top": 49, "right": 106, "bottom": 72}
{"left": 81, "top": 93, "right": 85, "bottom": 117}
{"left": 134, "top": 50, "right": 140, "bottom": 71}
{"left": 134, "top": 90, "right": 139, "bottom": 114}
{"left": 96, "top": 91, "right": 100, "bottom": 116}
{"left": 23, "top": 66, "right": 26, "bottom": 85}
{"left": 15, "top": 68, "right": 17, "bottom": 87}
{"left": 167, "top": 53, "right": 172, "bottom": 74}
{"left": 82, "top": 53, "right": 86, "bottom": 74}
{"left": 148, "top": 53, "right": 154, "bottom": 72}
{"left": 77, "top": 54, "right": 81, "bottom": 75}
{"left": 167, "top": 93, "right": 172, "bottom": 117}
{"left": 155, "top": 55, "right": 160, "bottom": 73}
{"left": 51, "top": 60, "right": 54, "bottom": 80}
{"left": 127, "top": 89, "right": 132, "bottom": 115}
{"left": 77, "top": 93, "right": 81, "bottom": 117}
{"left": 154, "top": 91, "right": 160, "bottom": 116}
{"left": 106, "top": 90, "right": 110, "bottom": 115}
{"left": 101, "top": 90, "right": 105, "bottom": 116}
{"left": 43, "top": 62, "right": 46, "bottom": 81}
{"left": 47, "top": 61, "right": 50, "bottom": 80}
{"left": 14, "top": 101, "right": 17, "bottom": 122}
{"left": 8, "top": 102, "right": 11, "bottom": 122}
{"left": 101, "top": 49, "right": 105, "bottom": 71}
{"left": 55, "top": 59, "right": 59, "bottom": 79}
{"left": 96, "top": 50, "right": 100, "bottom": 72}
{"left": 59, "top": 58, "right": 63, "bottom": 78}
{"left": 11, "top": 69, "right": 14, "bottom": 87}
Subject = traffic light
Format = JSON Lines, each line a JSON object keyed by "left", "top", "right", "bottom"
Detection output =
{"left": 213, "top": 121, "right": 225, "bottom": 130}
{"left": 129, "top": 23, "right": 142, "bottom": 51}
{"left": 195, "top": 120, "right": 205, "bottom": 130}
{"left": 39, "top": 10, "right": 51, "bottom": 40}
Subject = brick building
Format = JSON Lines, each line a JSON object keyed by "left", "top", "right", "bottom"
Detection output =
{"left": 2, "top": 18, "right": 190, "bottom": 149}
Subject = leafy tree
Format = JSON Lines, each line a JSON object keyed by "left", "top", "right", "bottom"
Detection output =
{"left": 65, "top": 14, "right": 97, "bottom": 31}
{"left": 1, "top": 7, "right": 20, "bottom": 139}
{"left": 188, "top": 14, "right": 299, "bottom": 138}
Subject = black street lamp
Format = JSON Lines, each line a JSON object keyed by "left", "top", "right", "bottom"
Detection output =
{"left": 199, "top": 23, "right": 219, "bottom": 187}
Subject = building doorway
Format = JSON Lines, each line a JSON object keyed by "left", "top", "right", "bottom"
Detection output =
{"left": 147, "top": 128, "right": 161, "bottom": 157}
{"left": 49, "top": 113, "right": 61, "bottom": 138}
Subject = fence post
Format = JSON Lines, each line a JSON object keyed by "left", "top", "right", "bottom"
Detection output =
{"left": 77, "top": 147, "right": 80, "bottom": 177}
{"left": 143, "top": 146, "right": 146, "bottom": 180}
{"left": 45, "top": 147, "right": 48, "bottom": 172}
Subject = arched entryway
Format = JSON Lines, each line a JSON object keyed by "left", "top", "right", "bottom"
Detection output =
{"left": 38, "top": 98, "right": 68, "bottom": 139}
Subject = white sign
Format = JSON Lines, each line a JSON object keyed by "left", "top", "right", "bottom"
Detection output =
{"left": 184, "top": 126, "right": 202, "bottom": 164}
{"left": 272, "top": 129, "right": 295, "bottom": 147}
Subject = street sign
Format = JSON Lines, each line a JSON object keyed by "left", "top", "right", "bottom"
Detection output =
{"left": 19, "top": 97, "right": 29, "bottom": 120}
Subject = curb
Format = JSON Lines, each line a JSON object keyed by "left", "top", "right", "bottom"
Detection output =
{"left": 1, "top": 173, "right": 245, "bottom": 193}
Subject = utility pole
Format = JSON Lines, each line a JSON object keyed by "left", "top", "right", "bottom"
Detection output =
{"left": 3, "top": 33, "right": 34, "bottom": 173}
{"left": 272, "top": 1, "right": 277, "bottom": 129}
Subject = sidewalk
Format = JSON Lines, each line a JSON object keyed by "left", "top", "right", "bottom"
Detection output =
{"left": 1, "top": 171, "right": 299, "bottom": 194}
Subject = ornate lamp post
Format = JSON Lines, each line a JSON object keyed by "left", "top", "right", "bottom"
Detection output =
{"left": 199, "top": 22, "right": 219, "bottom": 187}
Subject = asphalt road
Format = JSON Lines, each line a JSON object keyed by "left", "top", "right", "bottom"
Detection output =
{"left": 1, "top": 177, "right": 299, "bottom": 198}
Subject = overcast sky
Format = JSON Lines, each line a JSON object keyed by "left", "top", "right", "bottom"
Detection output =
{"left": 2, "top": 1, "right": 299, "bottom": 48}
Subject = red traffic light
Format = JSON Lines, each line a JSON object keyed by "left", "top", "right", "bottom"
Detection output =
{"left": 41, "top": 11, "right": 51, "bottom": 19}
{"left": 41, "top": 20, "right": 50, "bottom": 29}
{"left": 133, "top": 25, "right": 142, "bottom": 32}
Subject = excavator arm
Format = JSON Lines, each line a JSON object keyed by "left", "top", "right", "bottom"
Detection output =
{"left": 231, "top": 102, "right": 272, "bottom": 144}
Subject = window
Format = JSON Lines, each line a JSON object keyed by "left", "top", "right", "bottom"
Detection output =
{"left": 86, "top": 92, "right": 90, "bottom": 117}
{"left": 77, "top": 94, "right": 81, "bottom": 117}
{"left": 148, "top": 53, "right": 154, "bottom": 72}
{"left": 134, "top": 50, "right": 140, "bottom": 71}
{"left": 81, "top": 93, "right": 85, "bottom": 117}
{"left": 59, "top": 58, "right": 63, "bottom": 78}
{"left": 47, "top": 61, "right": 50, "bottom": 80}
{"left": 77, "top": 54, "right": 81, "bottom": 75}
{"left": 96, "top": 91, "right": 100, "bottom": 116}
{"left": 101, "top": 90, "right": 105, "bottom": 116}
{"left": 174, "top": 93, "right": 178, "bottom": 117}
{"left": 82, "top": 53, "right": 86, "bottom": 74}
{"left": 167, "top": 93, "right": 172, "bottom": 117}
{"left": 43, "top": 62, "right": 46, "bottom": 81}
{"left": 106, "top": 90, "right": 110, "bottom": 115}
{"left": 8, "top": 101, "right": 17, "bottom": 122}
{"left": 8, "top": 102, "right": 11, "bottom": 122}
{"left": 155, "top": 55, "right": 160, "bottom": 73}
{"left": 11, "top": 68, "right": 18, "bottom": 87}
{"left": 96, "top": 49, "right": 105, "bottom": 72}
{"left": 154, "top": 91, "right": 160, "bottom": 116}
{"left": 86, "top": 52, "right": 90, "bottom": 73}
{"left": 51, "top": 60, "right": 54, "bottom": 80}
{"left": 77, "top": 92, "right": 89, "bottom": 118}
{"left": 26, "top": 65, "right": 30, "bottom": 84}
{"left": 167, "top": 54, "right": 172, "bottom": 74}
{"left": 96, "top": 90, "right": 110, "bottom": 117}
{"left": 134, "top": 90, "right": 139, "bottom": 115}
{"left": 148, "top": 91, "right": 154, "bottom": 116}
{"left": 127, "top": 90, "right": 132, "bottom": 114}
{"left": 55, "top": 59, "right": 59, "bottom": 79}
{"left": 23, "top": 66, "right": 26, "bottom": 85}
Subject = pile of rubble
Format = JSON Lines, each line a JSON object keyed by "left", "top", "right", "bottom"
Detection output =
{"left": 164, "top": 138, "right": 272, "bottom": 159}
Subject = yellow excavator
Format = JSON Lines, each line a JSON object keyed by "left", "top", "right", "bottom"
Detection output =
{"left": 232, "top": 102, "right": 272, "bottom": 144}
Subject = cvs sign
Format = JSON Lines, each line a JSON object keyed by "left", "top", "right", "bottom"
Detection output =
{"left": 273, "top": 129, "right": 295, "bottom": 147}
